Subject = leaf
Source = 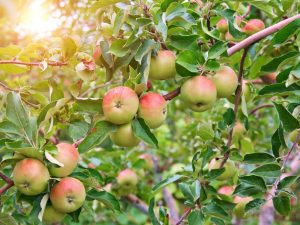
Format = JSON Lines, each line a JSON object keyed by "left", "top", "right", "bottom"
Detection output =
{"left": 45, "top": 151, "right": 64, "bottom": 167}
{"left": 278, "top": 176, "right": 298, "bottom": 190}
{"left": 169, "top": 34, "right": 199, "bottom": 50}
{"left": 78, "top": 121, "right": 116, "bottom": 153}
{"left": 272, "top": 18, "right": 300, "bottom": 44}
{"left": 73, "top": 98, "right": 103, "bottom": 114}
{"left": 0, "top": 121, "right": 21, "bottom": 135}
{"left": 175, "top": 50, "right": 204, "bottom": 77}
{"left": 233, "top": 183, "right": 263, "bottom": 196}
{"left": 208, "top": 42, "right": 227, "bottom": 59}
{"left": 239, "top": 175, "right": 267, "bottom": 191}
{"left": 245, "top": 199, "right": 266, "bottom": 213}
{"left": 0, "top": 64, "right": 29, "bottom": 74}
{"left": 188, "top": 210, "right": 204, "bottom": 225}
{"left": 271, "top": 125, "right": 286, "bottom": 158}
{"left": 274, "top": 102, "right": 300, "bottom": 132}
{"left": 68, "top": 121, "right": 89, "bottom": 140}
{"left": 179, "top": 180, "right": 201, "bottom": 203}
{"left": 148, "top": 198, "right": 160, "bottom": 225}
{"left": 2, "top": 144, "right": 43, "bottom": 160}
{"left": 61, "top": 37, "right": 77, "bottom": 60}
{"left": 90, "top": 0, "right": 128, "bottom": 10}
{"left": 0, "top": 213, "right": 18, "bottom": 225}
{"left": 152, "top": 174, "right": 183, "bottom": 193}
{"left": 134, "top": 40, "right": 157, "bottom": 64}
{"left": 38, "top": 194, "right": 49, "bottom": 222}
{"left": 259, "top": 82, "right": 300, "bottom": 95}
{"left": 261, "top": 52, "right": 299, "bottom": 72}
{"left": 273, "top": 195, "right": 291, "bottom": 216}
{"left": 132, "top": 118, "right": 158, "bottom": 148}
{"left": 251, "top": 163, "right": 281, "bottom": 177}
{"left": 243, "top": 153, "right": 275, "bottom": 164}
{"left": 202, "top": 203, "right": 229, "bottom": 220}
{"left": 86, "top": 190, "right": 120, "bottom": 212}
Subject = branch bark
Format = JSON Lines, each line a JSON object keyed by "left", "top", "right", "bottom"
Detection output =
{"left": 0, "top": 60, "right": 67, "bottom": 67}
{"left": 175, "top": 207, "right": 192, "bottom": 225}
{"left": 125, "top": 194, "right": 148, "bottom": 214}
{"left": 0, "top": 172, "right": 14, "bottom": 195}
{"left": 250, "top": 104, "right": 274, "bottom": 115}
{"left": 227, "top": 14, "right": 300, "bottom": 56}
{"left": 163, "top": 87, "right": 181, "bottom": 101}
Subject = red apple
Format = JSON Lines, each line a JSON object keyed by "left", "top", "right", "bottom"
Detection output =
{"left": 110, "top": 123, "right": 140, "bottom": 147}
{"left": 13, "top": 158, "right": 50, "bottom": 196}
{"left": 243, "top": 19, "right": 265, "bottom": 35}
{"left": 49, "top": 143, "right": 79, "bottom": 177}
{"left": 117, "top": 169, "right": 138, "bottom": 187}
{"left": 261, "top": 72, "right": 277, "bottom": 84}
{"left": 149, "top": 50, "right": 176, "bottom": 80}
{"left": 216, "top": 18, "right": 228, "bottom": 33}
{"left": 138, "top": 92, "right": 167, "bottom": 128}
{"left": 43, "top": 205, "right": 65, "bottom": 223}
{"left": 102, "top": 86, "right": 139, "bottom": 125}
{"left": 218, "top": 186, "right": 234, "bottom": 196}
{"left": 50, "top": 177, "right": 86, "bottom": 213}
{"left": 181, "top": 76, "right": 217, "bottom": 112}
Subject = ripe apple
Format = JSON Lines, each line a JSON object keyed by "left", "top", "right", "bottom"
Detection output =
{"left": 261, "top": 72, "right": 277, "bottom": 84}
{"left": 12, "top": 158, "right": 50, "bottom": 196}
{"left": 210, "top": 66, "right": 238, "bottom": 98}
{"left": 50, "top": 177, "right": 86, "bottom": 213}
{"left": 218, "top": 186, "right": 234, "bottom": 196}
{"left": 43, "top": 205, "right": 65, "bottom": 224}
{"left": 216, "top": 18, "right": 228, "bottom": 33}
{"left": 234, "top": 196, "right": 253, "bottom": 218}
{"left": 110, "top": 122, "right": 140, "bottom": 147}
{"left": 93, "top": 45, "right": 101, "bottom": 66}
{"left": 243, "top": 19, "right": 265, "bottom": 35}
{"left": 117, "top": 169, "right": 138, "bottom": 187}
{"left": 139, "top": 154, "right": 154, "bottom": 170}
{"left": 149, "top": 50, "right": 176, "bottom": 80}
{"left": 289, "top": 129, "right": 300, "bottom": 145}
{"left": 102, "top": 86, "right": 139, "bottom": 125}
{"left": 232, "top": 122, "right": 246, "bottom": 141}
{"left": 208, "top": 158, "right": 237, "bottom": 181}
{"left": 138, "top": 92, "right": 167, "bottom": 129}
{"left": 180, "top": 76, "right": 217, "bottom": 112}
{"left": 48, "top": 143, "right": 80, "bottom": 178}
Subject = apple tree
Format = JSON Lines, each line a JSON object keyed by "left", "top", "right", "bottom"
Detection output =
{"left": 0, "top": 0, "right": 300, "bottom": 225}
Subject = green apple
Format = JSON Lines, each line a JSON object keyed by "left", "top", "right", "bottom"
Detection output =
{"left": 139, "top": 154, "right": 154, "bottom": 170}
{"left": 13, "top": 158, "right": 50, "bottom": 196}
{"left": 210, "top": 66, "right": 238, "bottom": 98}
{"left": 50, "top": 177, "right": 86, "bottom": 213}
{"left": 138, "top": 92, "right": 167, "bottom": 129}
{"left": 232, "top": 122, "right": 246, "bottom": 142}
{"left": 243, "top": 19, "right": 265, "bottom": 35}
{"left": 110, "top": 123, "right": 140, "bottom": 147}
{"left": 43, "top": 205, "right": 65, "bottom": 224}
{"left": 102, "top": 86, "right": 139, "bottom": 125}
{"left": 289, "top": 129, "right": 300, "bottom": 145}
{"left": 149, "top": 50, "right": 176, "bottom": 80}
{"left": 216, "top": 18, "right": 228, "bottom": 33}
{"left": 208, "top": 158, "right": 237, "bottom": 181}
{"left": 48, "top": 143, "right": 79, "bottom": 178}
{"left": 181, "top": 76, "right": 217, "bottom": 112}
{"left": 117, "top": 169, "right": 138, "bottom": 187}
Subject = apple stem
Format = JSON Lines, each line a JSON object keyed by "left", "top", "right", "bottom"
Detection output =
{"left": 227, "top": 14, "right": 300, "bottom": 56}
{"left": 0, "top": 172, "right": 14, "bottom": 195}
{"left": 0, "top": 60, "right": 67, "bottom": 67}
{"left": 250, "top": 104, "right": 274, "bottom": 115}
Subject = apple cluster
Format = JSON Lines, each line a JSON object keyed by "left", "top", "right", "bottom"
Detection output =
{"left": 216, "top": 16, "right": 265, "bottom": 41}
{"left": 12, "top": 143, "right": 85, "bottom": 223}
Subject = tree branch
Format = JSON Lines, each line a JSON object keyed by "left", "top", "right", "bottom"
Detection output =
{"left": 227, "top": 14, "right": 300, "bottom": 56}
{"left": 175, "top": 207, "right": 192, "bottom": 225}
{"left": 250, "top": 104, "right": 274, "bottom": 115}
{"left": 79, "top": 82, "right": 112, "bottom": 98}
{"left": 125, "top": 194, "right": 148, "bottom": 214}
{"left": 0, "top": 60, "right": 67, "bottom": 67}
{"left": 163, "top": 87, "right": 181, "bottom": 101}
{"left": 0, "top": 172, "right": 14, "bottom": 195}
{"left": 220, "top": 47, "right": 249, "bottom": 168}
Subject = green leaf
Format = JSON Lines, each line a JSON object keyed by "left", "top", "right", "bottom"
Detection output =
{"left": 233, "top": 183, "right": 263, "bottom": 196}
{"left": 61, "top": 37, "right": 77, "bottom": 60}
{"left": 132, "top": 118, "right": 158, "bottom": 148}
{"left": 278, "top": 176, "right": 298, "bottom": 190}
{"left": 175, "top": 50, "right": 204, "bottom": 77}
{"left": 148, "top": 198, "right": 160, "bottom": 225}
{"left": 274, "top": 102, "right": 300, "bottom": 132}
{"left": 0, "top": 64, "right": 29, "bottom": 74}
{"left": 90, "top": 0, "right": 128, "bottom": 10}
{"left": 271, "top": 125, "right": 286, "bottom": 158}
{"left": 0, "top": 121, "right": 21, "bottom": 135}
{"left": 261, "top": 52, "right": 299, "bottom": 72}
{"left": 169, "top": 34, "right": 199, "bottom": 50}
{"left": 0, "top": 213, "right": 18, "bottom": 225}
{"left": 273, "top": 195, "right": 291, "bottom": 216}
{"left": 202, "top": 202, "right": 229, "bottom": 220}
{"left": 78, "top": 121, "right": 116, "bottom": 153}
{"left": 259, "top": 82, "right": 300, "bottom": 95}
{"left": 86, "top": 190, "right": 120, "bottom": 212}
{"left": 208, "top": 42, "right": 227, "bottom": 59}
{"left": 73, "top": 98, "right": 103, "bottom": 114}
{"left": 152, "top": 174, "right": 183, "bottom": 193}
{"left": 239, "top": 175, "right": 267, "bottom": 191}
{"left": 179, "top": 180, "right": 201, "bottom": 203}
{"left": 251, "top": 163, "right": 281, "bottom": 177}
{"left": 272, "top": 18, "right": 300, "bottom": 44}
{"left": 245, "top": 199, "right": 266, "bottom": 213}
{"left": 134, "top": 40, "right": 157, "bottom": 64}
{"left": 188, "top": 210, "right": 204, "bottom": 225}
{"left": 243, "top": 153, "right": 275, "bottom": 164}
{"left": 69, "top": 122, "right": 89, "bottom": 140}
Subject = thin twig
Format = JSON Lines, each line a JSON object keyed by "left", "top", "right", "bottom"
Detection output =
{"left": 79, "top": 82, "right": 112, "bottom": 97}
{"left": 220, "top": 47, "right": 249, "bottom": 168}
{"left": 125, "top": 194, "right": 148, "bottom": 214}
{"left": 227, "top": 14, "right": 300, "bottom": 56}
{"left": 250, "top": 104, "right": 274, "bottom": 115}
{"left": 175, "top": 207, "right": 192, "bottom": 225}
{"left": 163, "top": 87, "right": 181, "bottom": 101}
{"left": 0, "top": 81, "right": 17, "bottom": 92}
{"left": 0, "top": 60, "right": 67, "bottom": 67}
{"left": 0, "top": 172, "right": 14, "bottom": 195}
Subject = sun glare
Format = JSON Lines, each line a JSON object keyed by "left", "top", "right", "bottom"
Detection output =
{"left": 16, "top": 0, "right": 61, "bottom": 38}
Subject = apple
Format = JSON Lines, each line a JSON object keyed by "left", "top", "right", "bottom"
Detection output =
{"left": 243, "top": 19, "right": 265, "bottom": 35}
{"left": 208, "top": 158, "right": 237, "bottom": 181}
{"left": 149, "top": 50, "right": 176, "bottom": 80}
{"left": 261, "top": 72, "right": 277, "bottom": 84}
{"left": 48, "top": 143, "right": 80, "bottom": 178}
{"left": 232, "top": 122, "right": 246, "bottom": 141}
{"left": 138, "top": 92, "right": 167, "bottom": 129}
{"left": 225, "top": 32, "right": 235, "bottom": 42}
{"left": 117, "top": 169, "right": 138, "bottom": 187}
{"left": 216, "top": 18, "right": 228, "bottom": 33}
{"left": 50, "top": 177, "right": 86, "bottom": 213}
{"left": 218, "top": 186, "right": 234, "bottom": 196}
{"left": 139, "top": 154, "right": 154, "bottom": 170}
{"left": 110, "top": 122, "right": 140, "bottom": 147}
{"left": 289, "top": 129, "right": 300, "bottom": 145}
{"left": 43, "top": 205, "right": 65, "bottom": 224}
{"left": 228, "top": 81, "right": 252, "bottom": 103}
{"left": 12, "top": 158, "right": 50, "bottom": 196}
{"left": 93, "top": 45, "right": 101, "bottom": 66}
{"left": 180, "top": 76, "right": 217, "bottom": 112}
{"left": 210, "top": 66, "right": 238, "bottom": 98}
{"left": 102, "top": 86, "right": 139, "bottom": 125}
{"left": 234, "top": 196, "right": 253, "bottom": 218}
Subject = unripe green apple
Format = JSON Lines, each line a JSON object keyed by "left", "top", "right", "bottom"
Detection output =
{"left": 216, "top": 18, "right": 228, "bottom": 33}
{"left": 181, "top": 76, "right": 217, "bottom": 112}
{"left": 43, "top": 205, "right": 65, "bottom": 224}
{"left": 138, "top": 92, "right": 167, "bottom": 129}
{"left": 117, "top": 169, "right": 138, "bottom": 187}
{"left": 232, "top": 122, "right": 246, "bottom": 141}
{"left": 149, "top": 50, "right": 176, "bottom": 80}
{"left": 48, "top": 143, "right": 79, "bottom": 178}
{"left": 289, "top": 129, "right": 300, "bottom": 145}
{"left": 243, "top": 19, "right": 265, "bottom": 35}
{"left": 208, "top": 158, "right": 237, "bottom": 181}
{"left": 50, "top": 177, "right": 86, "bottom": 213}
{"left": 13, "top": 158, "right": 50, "bottom": 196}
{"left": 234, "top": 196, "right": 253, "bottom": 218}
{"left": 210, "top": 66, "right": 238, "bottom": 98}
{"left": 139, "top": 154, "right": 154, "bottom": 170}
{"left": 102, "top": 86, "right": 139, "bottom": 125}
{"left": 110, "top": 123, "right": 140, "bottom": 147}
